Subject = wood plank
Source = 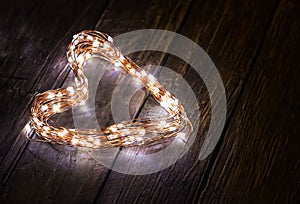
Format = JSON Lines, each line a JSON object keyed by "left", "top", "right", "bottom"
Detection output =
{"left": 94, "top": 0, "right": 280, "bottom": 203}
{"left": 0, "top": 0, "right": 192, "bottom": 203}
{"left": 199, "top": 1, "right": 300, "bottom": 203}
{"left": 0, "top": 0, "right": 109, "bottom": 173}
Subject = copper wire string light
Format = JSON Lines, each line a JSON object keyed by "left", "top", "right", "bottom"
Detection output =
{"left": 30, "top": 30, "right": 193, "bottom": 148}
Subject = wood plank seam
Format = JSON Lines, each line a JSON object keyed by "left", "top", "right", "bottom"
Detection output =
{"left": 0, "top": 65, "right": 73, "bottom": 192}
{"left": 0, "top": 0, "right": 112, "bottom": 193}
{"left": 195, "top": 0, "right": 282, "bottom": 202}
{"left": 91, "top": 1, "right": 196, "bottom": 202}
{"left": 89, "top": 0, "right": 284, "bottom": 201}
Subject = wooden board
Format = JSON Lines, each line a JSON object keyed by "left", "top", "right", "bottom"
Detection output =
{"left": 93, "top": 0, "right": 282, "bottom": 203}
{"left": 0, "top": 0, "right": 299, "bottom": 203}
{"left": 199, "top": 1, "right": 300, "bottom": 202}
{"left": 0, "top": 0, "right": 193, "bottom": 203}
{"left": 0, "top": 0, "right": 109, "bottom": 189}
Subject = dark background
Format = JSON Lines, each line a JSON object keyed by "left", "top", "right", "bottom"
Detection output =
{"left": 0, "top": 0, "right": 299, "bottom": 203}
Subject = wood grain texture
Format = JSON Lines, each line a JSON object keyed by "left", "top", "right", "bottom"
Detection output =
{"left": 0, "top": 0, "right": 109, "bottom": 190}
{"left": 0, "top": 0, "right": 299, "bottom": 203}
{"left": 0, "top": 0, "right": 193, "bottom": 203}
{"left": 199, "top": 1, "right": 300, "bottom": 203}
{"left": 94, "top": 0, "right": 281, "bottom": 203}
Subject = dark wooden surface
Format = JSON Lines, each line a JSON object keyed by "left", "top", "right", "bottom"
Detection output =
{"left": 0, "top": 0, "right": 299, "bottom": 203}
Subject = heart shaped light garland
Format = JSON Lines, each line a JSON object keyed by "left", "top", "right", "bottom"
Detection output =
{"left": 30, "top": 30, "right": 193, "bottom": 148}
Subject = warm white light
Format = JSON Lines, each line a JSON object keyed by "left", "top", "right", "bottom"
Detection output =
{"left": 93, "top": 40, "right": 100, "bottom": 47}
{"left": 85, "top": 52, "right": 92, "bottom": 59}
{"left": 87, "top": 35, "right": 94, "bottom": 41}
{"left": 33, "top": 117, "right": 42, "bottom": 126}
{"left": 29, "top": 30, "right": 192, "bottom": 149}
{"left": 140, "top": 70, "right": 147, "bottom": 77}
{"left": 119, "top": 55, "right": 125, "bottom": 62}
{"left": 47, "top": 93, "right": 55, "bottom": 99}
{"left": 152, "top": 86, "right": 160, "bottom": 95}
{"left": 148, "top": 74, "right": 156, "bottom": 85}
{"left": 116, "top": 123, "right": 124, "bottom": 129}
{"left": 107, "top": 36, "right": 113, "bottom": 42}
{"left": 71, "top": 138, "right": 79, "bottom": 145}
{"left": 58, "top": 129, "right": 68, "bottom": 137}
{"left": 67, "top": 87, "right": 74, "bottom": 93}
{"left": 168, "top": 126, "right": 177, "bottom": 131}
{"left": 87, "top": 136, "right": 95, "bottom": 142}
{"left": 109, "top": 126, "right": 118, "bottom": 132}
{"left": 77, "top": 54, "right": 84, "bottom": 64}
{"left": 43, "top": 126, "right": 50, "bottom": 131}
{"left": 129, "top": 68, "right": 136, "bottom": 75}
{"left": 120, "top": 129, "right": 130, "bottom": 136}
{"left": 138, "top": 128, "right": 146, "bottom": 136}
{"left": 41, "top": 105, "right": 48, "bottom": 111}
{"left": 53, "top": 104, "right": 61, "bottom": 112}
{"left": 25, "top": 123, "right": 32, "bottom": 134}
{"left": 114, "top": 61, "right": 122, "bottom": 67}
{"left": 57, "top": 92, "right": 63, "bottom": 97}
{"left": 73, "top": 34, "right": 78, "bottom": 39}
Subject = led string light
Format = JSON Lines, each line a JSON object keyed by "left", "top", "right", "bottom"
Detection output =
{"left": 30, "top": 30, "right": 193, "bottom": 148}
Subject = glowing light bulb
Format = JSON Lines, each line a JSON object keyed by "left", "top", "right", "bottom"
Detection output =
{"left": 53, "top": 104, "right": 61, "bottom": 112}
{"left": 41, "top": 105, "right": 48, "bottom": 111}
{"left": 93, "top": 40, "right": 100, "bottom": 47}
